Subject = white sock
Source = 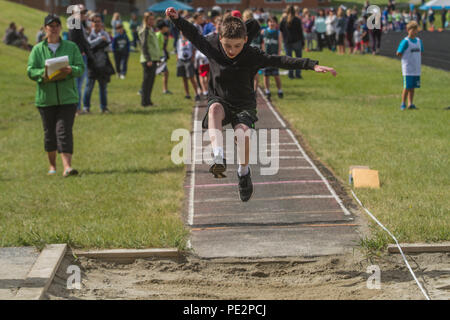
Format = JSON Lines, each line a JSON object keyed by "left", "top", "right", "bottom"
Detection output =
{"left": 265, "top": 89, "right": 270, "bottom": 94}
{"left": 238, "top": 165, "right": 249, "bottom": 177}
{"left": 213, "top": 147, "right": 223, "bottom": 160}
{"left": 203, "top": 91, "right": 208, "bottom": 96}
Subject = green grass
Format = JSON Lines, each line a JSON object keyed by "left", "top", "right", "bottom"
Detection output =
{"left": 0, "top": 2, "right": 193, "bottom": 250}
{"left": 1, "top": 0, "right": 448, "bottom": 251}
{"left": 266, "top": 50, "right": 450, "bottom": 248}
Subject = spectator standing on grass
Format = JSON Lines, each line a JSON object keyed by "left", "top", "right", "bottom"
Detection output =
{"left": 155, "top": 19, "right": 172, "bottom": 95}
{"left": 353, "top": 24, "right": 362, "bottom": 54}
{"left": 396, "top": 21, "right": 423, "bottom": 111}
{"left": 361, "top": 18, "right": 370, "bottom": 53}
{"left": 441, "top": 9, "right": 447, "bottom": 29}
{"left": 112, "top": 23, "right": 130, "bottom": 80}
{"left": 302, "top": 11, "right": 314, "bottom": 52}
{"left": 314, "top": 9, "right": 327, "bottom": 51}
{"left": 139, "top": 11, "right": 160, "bottom": 107}
{"left": 177, "top": 32, "right": 199, "bottom": 101}
{"left": 336, "top": 7, "right": 347, "bottom": 54}
{"left": 111, "top": 12, "right": 122, "bottom": 37}
{"left": 345, "top": 9, "right": 356, "bottom": 53}
{"left": 326, "top": 8, "right": 337, "bottom": 51}
{"left": 369, "top": 13, "right": 382, "bottom": 55}
{"left": 68, "top": 4, "right": 91, "bottom": 114}
{"left": 243, "top": 9, "right": 262, "bottom": 92}
{"left": 280, "top": 5, "right": 305, "bottom": 79}
{"left": 83, "top": 14, "right": 115, "bottom": 114}
{"left": 129, "top": 13, "right": 140, "bottom": 49}
{"left": 27, "top": 14, "right": 84, "bottom": 177}
{"left": 428, "top": 9, "right": 435, "bottom": 30}
{"left": 262, "top": 16, "right": 284, "bottom": 100}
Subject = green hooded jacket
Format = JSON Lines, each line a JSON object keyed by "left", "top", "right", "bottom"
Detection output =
{"left": 27, "top": 39, "right": 84, "bottom": 107}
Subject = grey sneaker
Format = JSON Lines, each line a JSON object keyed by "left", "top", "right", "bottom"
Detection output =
{"left": 209, "top": 156, "right": 227, "bottom": 178}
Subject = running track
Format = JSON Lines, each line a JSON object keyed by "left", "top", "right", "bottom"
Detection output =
{"left": 184, "top": 90, "right": 360, "bottom": 258}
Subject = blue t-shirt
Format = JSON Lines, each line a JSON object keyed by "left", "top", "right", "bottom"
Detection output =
{"left": 397, "top": 37, "right": 424, "bottom": 54}
{"left": 203, "top": 22, "right": 215, "bottom": 36}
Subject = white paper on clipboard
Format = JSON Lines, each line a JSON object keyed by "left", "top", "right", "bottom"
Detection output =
{"left": 45, "top": 56, "right": 69, "bottom": 80}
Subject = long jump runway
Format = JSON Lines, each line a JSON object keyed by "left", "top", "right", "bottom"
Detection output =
{"left": 184, "top": 90, "right": 360, "bottom": 258}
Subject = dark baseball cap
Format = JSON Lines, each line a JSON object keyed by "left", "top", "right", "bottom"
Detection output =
{"left": 44, "top": 14, "right": 61, "bottom": 26}
{"left": 156, "top": 19, "right": 168, "bottom": 29}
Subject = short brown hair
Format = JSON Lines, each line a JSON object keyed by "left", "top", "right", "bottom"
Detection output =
{"left": 406, "top": 21, "right": 419, "bottom": 31}
{"left": 219, "top": 15, "right": 247, "bottom": 39}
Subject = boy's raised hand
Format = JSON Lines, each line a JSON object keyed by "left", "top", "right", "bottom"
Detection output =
{"left": 314, "top": 65, "right": 337, "bottom": 77}
{"left": 165, "top": 7, "right": 179, "bottom": 19}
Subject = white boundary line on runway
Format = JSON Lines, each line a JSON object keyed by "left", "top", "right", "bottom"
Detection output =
{"left": 258, "top": 87, "right": 351, "bottom": 216}
{"left": 188, "top": 106, "right": 199, "bottom": 227}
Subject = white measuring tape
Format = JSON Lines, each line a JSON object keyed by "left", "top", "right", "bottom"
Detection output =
{"left": 350, "top": 190, "right": 431, "bottom": 300}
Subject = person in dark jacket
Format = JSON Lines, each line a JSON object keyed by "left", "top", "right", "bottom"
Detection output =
{"left": 345, "top": 9, "right": 357, "bottom": 53}
{"left": 82, "top": 14, "right": 115, "bottom": 114}
{"left": 279, "top": 5, "right": 305, "bottom": 79}
{"left": 166, "top": 8, "right": 336, "bottom": 202}
{"left": 68, "top": 4, "right": 91, "bottom": 113}
{"left": 112, "top": 23, "right": 130, "bottom": 79}
{"left": 27, "top": 14, "right": 84, "bottom": 177}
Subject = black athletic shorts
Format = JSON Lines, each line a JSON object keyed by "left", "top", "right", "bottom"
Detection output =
{"left": 202, "top": 98, "right": 258, "bottom": 130}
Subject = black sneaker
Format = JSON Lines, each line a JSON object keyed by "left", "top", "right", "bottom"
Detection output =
{"left": 265, "top": 92, "right": 271, "bottom": 101}
{"left": 195, "top": 94, "right": 201, "bottom": 102}
{"left": 142, "top": 102, "right": 153, "bottom": 107}
{"left": 185, "top": 95, "right": 191, "bottom": 100}
{"left": 278, "top": 91, "right": 284, "bottom": 99}
{"left": 237, "top": 167, "right": 253, "bottom": 202}
{"left": 209, "top": 157, "right": 227, "bottom": 178}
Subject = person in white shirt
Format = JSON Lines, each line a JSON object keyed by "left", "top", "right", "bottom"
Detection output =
{"left": 325, "top": 9, "right": 337, "bottom": 51}
{"left": 396, "top": 21, "right": 423, "bottom": 110}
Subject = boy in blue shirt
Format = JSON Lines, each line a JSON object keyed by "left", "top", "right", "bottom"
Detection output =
{"left": 112, "top": 23, "right": 130, "bottom": 79}
{"left": 396, "top": 21, "right": 423, "bottom": 110}
{"left": 262, "top": 16, "right": 283, "bottom": 100}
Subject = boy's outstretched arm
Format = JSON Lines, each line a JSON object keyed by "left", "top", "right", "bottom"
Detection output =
{"left": 166, "top": 7, "right": 216, "bottom": 59}
{"left": 255, "top": 49, "right": 337, "bottom": 76}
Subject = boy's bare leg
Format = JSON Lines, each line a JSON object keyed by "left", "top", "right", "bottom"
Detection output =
{"left": 189, "top": 77, "right": 198, "bottom": 95}
{"left": 183, "top": 77, "right": 189, "bottom": 96}
{"left": 264, "top": 76, "right": 270, "bottom": 92}
{"left": 234, "top": 123, "right": 253, "bottom": 201}
{"left": 163, "top": 71, "right": 168, "bottom": 92}
{"left": 254, "top": 74, "right": 259, "bottom": 92}
{"left": 402, "top": 88, "right": 408, "bottom": 105}
{"left": 208, "top": 102, "right": 226, "bottom": 162}
{"left": 408, "top": 89, "right": 415, "bottom": 107}
{"left": 274, "top": 75, "right": 282, "bottom": 91}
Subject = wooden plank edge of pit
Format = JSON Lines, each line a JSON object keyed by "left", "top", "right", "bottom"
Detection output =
{"left": 388, "top": 243, "right": 450, "bottom": 254}
{"left": 15, "top": 244, "right": 67, "bottom": 300}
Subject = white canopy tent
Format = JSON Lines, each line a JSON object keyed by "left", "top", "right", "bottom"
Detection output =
{"left": 419, "top": 0, "right": 450, "bottom": 10}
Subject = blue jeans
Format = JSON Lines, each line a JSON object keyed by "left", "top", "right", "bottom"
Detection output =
{"left": 76, "top": 55, "right": 88, "bottom": 110}
{"left": 83, "top": 78, "right": 108, "bottom": 111}
{"left": 114, "top": 52, "right": 129, "bottom": 76}
{"left": 284, "top": 40, "right": 303, "bottom": 78}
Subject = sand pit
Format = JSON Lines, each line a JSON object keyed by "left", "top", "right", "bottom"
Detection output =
{"left": 46, "top": 251, "right": 449, "bottom": 300}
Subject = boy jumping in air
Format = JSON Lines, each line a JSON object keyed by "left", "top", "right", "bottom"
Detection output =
{"left": 396, "top": 21, "right": 423, "bottom": 110}
{"left": 166, "top": 8, "right": 336, "bottom": 202}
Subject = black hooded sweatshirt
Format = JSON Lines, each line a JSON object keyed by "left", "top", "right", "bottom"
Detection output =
{"left": 171, "top": 17, "right": 318, "bottom": 110}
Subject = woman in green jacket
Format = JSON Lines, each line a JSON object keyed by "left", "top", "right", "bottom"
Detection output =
{"left": 139, "top": 11, "right": 160, "bottom": 107}
{"left": 27, "top": 14, "right": 84, "bottom": 177}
